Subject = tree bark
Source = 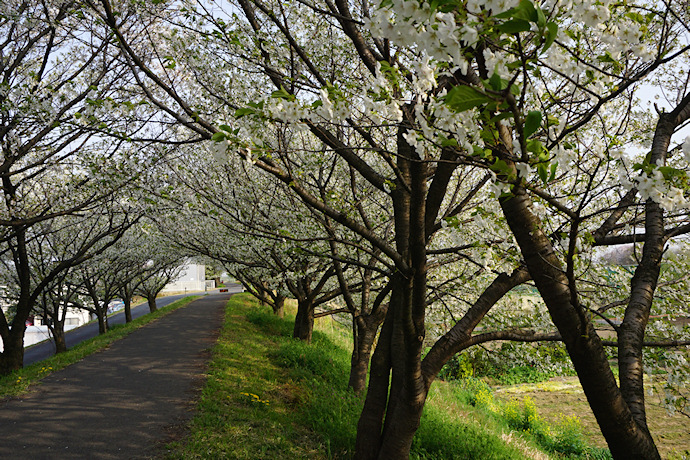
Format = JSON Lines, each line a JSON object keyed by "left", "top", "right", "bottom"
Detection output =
{"left": 293, "top": 298, "right": 314, "bottom": 343}
{"left": 348, "top": 316, "right": 379, "bottom": 393}
{"left": 273, "top": 294, "right": 285, "bottom": 318}
{"left": 500, "top": 187, "right": 661, "bottom": 459}
{"left": 354, "top": 302, "right": 394, "bottom": 459}
{"left": 52, "top": 325, "right": 67, "bottom": 354}
{"left": 121, "top": 286, "right": 134, "bottom": 323}
{"left": 96, "top": 308, "right": 107, "bottom": 335}
{"left": 147, "top": 296, "right": 158, "bottom": 313}
{"left": 0, "top": 330, "right": 25, "bottom": 374}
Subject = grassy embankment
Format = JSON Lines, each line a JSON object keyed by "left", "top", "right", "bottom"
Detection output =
{"left": 0, "top": 295, "right": 200, "bottom": 397}
{"left": 166, "top": 293, "right": 613, "bottom": 459}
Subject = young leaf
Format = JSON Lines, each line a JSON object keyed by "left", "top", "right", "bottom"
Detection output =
{"left": 542, "top": 22, "right": 558, "bottom": 53}
{"left": 211, "top": 132, "right": 226, "bottom": 142}
{"left": 524, "top": 110, "right": 542, "bottom": 138}
{"left": 498, "top": 19, "right": 531, "bottom": 34}
{"left": 234, "top": 107, "right": 255, "bottom": 118}
{"left": 271, "top": 86, "right": 295, "bottom": 101}
{"left": 538, "top": 162, "right": 548, "bottom": 184}
{"left": 444, "top": 85, "right": 492, "bottom": 112}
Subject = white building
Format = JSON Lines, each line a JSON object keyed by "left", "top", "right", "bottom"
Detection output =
{"left": 161, "top": 262, "right": 211, "bottom": 293}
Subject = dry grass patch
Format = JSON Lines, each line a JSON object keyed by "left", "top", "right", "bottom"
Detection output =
{"left": 494, "top": 376, "right": 690, "bottom": 459}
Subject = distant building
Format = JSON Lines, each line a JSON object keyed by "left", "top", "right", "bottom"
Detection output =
{"left": 162, "top": 262, "right": 211, "bottom": 293}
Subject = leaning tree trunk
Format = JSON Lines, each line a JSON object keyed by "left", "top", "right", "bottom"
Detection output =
{"left": 293, "top": 298, "right": 314, "bottom": 343}
{"left": 500, "top": 187, "right": 661, "bottom": 459}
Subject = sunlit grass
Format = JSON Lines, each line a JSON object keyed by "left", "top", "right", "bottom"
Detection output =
{"left": 167, "top": 294, "right": 535, "bottom": 459}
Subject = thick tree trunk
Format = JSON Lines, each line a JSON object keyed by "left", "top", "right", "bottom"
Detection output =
{"left": 293, "top": 298, "right": 314, "bottom": 343}
{"left": 500, "top": 188, "right": 661, "bottom": 459}
{"left": 0, "top": 330, "right": 25, "bottom": 374}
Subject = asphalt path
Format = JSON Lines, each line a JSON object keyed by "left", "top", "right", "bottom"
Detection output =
{"left": 0, "top": 289, "right": 238, "bottom": 459}
{"left": 24, "top": 285, "right": 243, "bottom": 366}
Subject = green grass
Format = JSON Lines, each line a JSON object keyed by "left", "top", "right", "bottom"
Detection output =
{"left": 0, "top": 295, "right": 200, "bottom": 397}
{"left": 170, "top": 294, "right": 611, "bottom": 459}
{"left": 163, "top": 294, "right": 327, "bottom": 459}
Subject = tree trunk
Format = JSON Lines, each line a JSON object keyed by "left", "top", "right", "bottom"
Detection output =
{"left": 500, "top": 187, "right": 661, "bottom": 459}
{"left": 0, "top": 330, "right": 25, "bottom": 375}
{"left": 52, "top": 325, "right": 67, "bottom": 354}
{"left": 122, "top": 287, "right": 133, "bottom": 323}
{"left": 148, "top": 296, "right": 158, "bottom": 313}
{"left": 293, "top": 298, "right": 314, "bottom": 343}
{"left": 273, "top": 294, "right": 285, "bottom": 318}
{"left": 124, "top": 297, "right": 132, "bottom": 323}
{"left": 97, "top": 309, "right": 107, "bottom": 335}
{"left": 354, "top": 305, "right": 394, "bottom": 459}
{"left": 349, "top": 315, "right": 380, "bottom": 393}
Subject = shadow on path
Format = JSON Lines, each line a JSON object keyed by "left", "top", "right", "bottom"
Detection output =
{"left": 0, "top": 293, "right": 231, "bottom": 459}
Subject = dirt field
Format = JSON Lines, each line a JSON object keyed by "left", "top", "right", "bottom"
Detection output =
{"left": 493, "top": 377, "right": 690, "bottom": 459}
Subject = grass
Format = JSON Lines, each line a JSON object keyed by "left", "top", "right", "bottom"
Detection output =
{"left": 0, "top": 295, "right": 200, "bottom": 398}
{"left": 494, "top": 378, "right": 690, "bottom": 459}
{"left": 167, "top": 294, "right": 612, "bottom": 459}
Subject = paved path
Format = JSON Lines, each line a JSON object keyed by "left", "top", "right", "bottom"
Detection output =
{"left": 24, "top": 294, "right": 192, "bottom": 366}
{"left": 0, "top": 292, "right": 233, "bottom": 459}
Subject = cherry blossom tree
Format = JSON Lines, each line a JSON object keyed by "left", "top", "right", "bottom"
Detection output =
{"left": 90, "top": 0, "right": 690, "bottom": 457}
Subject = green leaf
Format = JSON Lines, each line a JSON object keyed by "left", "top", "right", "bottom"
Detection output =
{"left": 526, "top": 139, "right": 545, "bottom": 154}
{"left": 270, "top": 86, "right": 295, "bottom": 101}
{"left": 494, "top": 6, "right": 520, "bottom": 19}
{"left": 658, "top": 166, "right": 687, "bottom": 180}
{"left": 234, "top": 107, "right": 255, "bottom": 118}
{"left": 440, "top": 136, "right": 459, "bottom": 147}
{"left": 211, "top": 132, "right": 226, "bottom": 142}
{"left": 536, "top": 7, "right": 546, "bottom": 29}
{"left": 524, "top": 110, "right": 542, "bottom": 138}
{"left": 488, "top": 112, "right": 514, "bottom": 124}
{"left": 625, "top": 12, "right": 645, "bottom": 23}
{"left": 542, "top": 22, "right": 558, "bottom": 53}
{"left": 444, "top": 85, "right": 492, "bottom": 112}
{"left": 513, "top": 0, "right": 538, "bottom": 22}
{"left": 538, "top": 162, "right": 549, "bottom": 184}
{"left": 490, "top": 158, "right": 512, "bottom": 177}
{"left": 498, "top": 19, "right": 531, "bottom": 34}
{"left": 549, "top": 162, "right": 558, "bottom": 182}
{"left": 219, "top": 124, "right": 233, "bottom": 132}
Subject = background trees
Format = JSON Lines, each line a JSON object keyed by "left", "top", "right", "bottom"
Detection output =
{"left": 3, "top": 0, "right": 687, "bottom": 458}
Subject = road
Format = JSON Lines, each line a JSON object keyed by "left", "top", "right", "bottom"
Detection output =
{"left": 23, "top": 284, "right": 244, "bottom": 366}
